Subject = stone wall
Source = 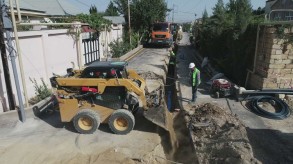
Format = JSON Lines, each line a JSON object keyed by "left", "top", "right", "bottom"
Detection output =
{"left": 248, "top": 25, "right": 293, "bottom": 89}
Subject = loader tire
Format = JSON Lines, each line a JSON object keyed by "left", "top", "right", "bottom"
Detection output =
{"left": 108, "top": 109, "right": 135, "bottom": 135}
{"left": 73, "top": 109, "right": 100, "bottom": 134}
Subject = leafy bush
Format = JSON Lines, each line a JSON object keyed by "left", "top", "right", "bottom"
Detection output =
{"left": 29, "top": 78, "right": 52, "bottom": 105}
{"left": 75, "top": 13, "right": 111, "bottom": 31}
{"left": 109, "top": 32, "right": 141, "bottom": 58}
{"left": 109, "top": 40, "right": 132, "bottom": 58}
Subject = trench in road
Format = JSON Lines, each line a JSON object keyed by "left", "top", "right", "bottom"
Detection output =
{"left": 125, "top": 46, "right": 195, "bottom": 163}
{"left": 160, "top": 56, "right": 196, "bottom": 163}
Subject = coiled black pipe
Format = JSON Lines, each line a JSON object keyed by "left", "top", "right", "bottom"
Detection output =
{"left": 248, "top": 96, "right": 291, "bottom": 120}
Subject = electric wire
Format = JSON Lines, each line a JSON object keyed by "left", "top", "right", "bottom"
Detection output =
{"left": 73, "top": 0, "right": 91, "bottom": 8}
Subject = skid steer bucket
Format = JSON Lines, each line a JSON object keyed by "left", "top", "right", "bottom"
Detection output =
{"left": 142, "top": 80, "right": 173, "bottom": 132}
{"left": 143, "top": 101, "right": 173, "bottom": 131}
{"left": 144, "top": 99, "right": 177, "bottom": 151}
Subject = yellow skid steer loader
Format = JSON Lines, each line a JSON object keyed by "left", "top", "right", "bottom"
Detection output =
{"left": 50, "top": 61, "right": 172, "bottom": 134}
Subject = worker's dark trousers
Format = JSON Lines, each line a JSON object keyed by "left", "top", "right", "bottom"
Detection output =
{"left": 192, "top": 86, "right": 198, "bottom": 102}
{"left": 169, "top": 64, "right": 175, "bottom": 76}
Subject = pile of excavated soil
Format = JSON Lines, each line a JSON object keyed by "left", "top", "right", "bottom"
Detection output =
{"left": 185, "top": 103, "right": 260, "bottom": 164}
{"left": 139, "top": 71, "right": 162, "bottom": 80}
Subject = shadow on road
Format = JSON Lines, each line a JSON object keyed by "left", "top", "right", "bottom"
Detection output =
{"left": 98, "top": 109, "right": 158, "bottom": 134}
{"left": 246, "top": 128, "right": 293, "bottom": 163}
{"left": 143, "top": 43, "right": 171, "bottom": 49}
{"left": 36, "top": 111, "right": 78, "bottom": 133}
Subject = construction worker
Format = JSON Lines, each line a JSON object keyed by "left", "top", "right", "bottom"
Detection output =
{"left": 170, "top": 49, "right": 176, "bottom": 58}
{"left": 189, "top": 62, "right": 201, "bottom": 103}
{"left": 169, "top": 49, "right": 176, "bottom": 76}
{"left": 173, "top": 42, "right": 178, "bottom": 53}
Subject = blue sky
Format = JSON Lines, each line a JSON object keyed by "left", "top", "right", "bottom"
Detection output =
{"left": 69, "top": 0, "right": 266, "bottom": 23}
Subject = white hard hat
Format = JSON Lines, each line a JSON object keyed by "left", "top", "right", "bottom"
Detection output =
{"left": 189, "top": 63, "right": 195, "bottom": 68}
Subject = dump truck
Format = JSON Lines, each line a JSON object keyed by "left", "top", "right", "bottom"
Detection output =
{"left": 150, "top": 22, "right": 173, "bottom": 47}
{"left": 50, "top": 61, "right": 172, "bottom": 135}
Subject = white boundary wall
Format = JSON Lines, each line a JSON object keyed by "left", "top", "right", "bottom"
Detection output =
{"left": 98, "top": 24, "right": 123, "bottom": 59}
{"left": 0, "top": 29, "right": 78, "bottom": 112}
{"left": 0, "top": 25, "right": 123, "bottom": 112}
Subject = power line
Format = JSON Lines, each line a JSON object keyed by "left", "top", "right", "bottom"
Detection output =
{"left": 176, "top": 10, "right": 195, "bottom": 14}
{"left": 183, "top": 0, "right": 204, "bottom": 15}
{"left": 73, "top": 0, "right": 90, "bottom": 8}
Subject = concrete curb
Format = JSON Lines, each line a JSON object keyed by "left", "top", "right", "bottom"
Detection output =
{"left": 0, "top": 95, "right": 54, "bottom": 127}
{"left": 119, "top": 45, "right": 143, "bottom": 61}
{"left": 0, "top": 96, "right": 51, "bottom": 120}
{"left": 100, "top": 45, "right": 143, "bottom": 62}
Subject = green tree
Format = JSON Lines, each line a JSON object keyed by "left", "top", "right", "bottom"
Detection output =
{"left": 211, "top": 0, "right": 227, "bottom": 35}
{"left": 202, "top": 8, "right": 208, "bottom": 23}
{"left": 226, "top": 0, "right": 237, "bottom": 28}
{"left": 76, "top": 13, "right": 111, "bottom": 31}
{"left": 253, "top": 7, "right": 265, "bottom": 15}
{"left": 131, "top": 0, "right": 168, "bottom": 34}
{"left": 235, "top": 0, "right": 252, "bottom": 34}
{"left": 105, "top": 1, "right": 119, "bottom": 16}
{"left": 196, "top": 0, "right": 258, "bottom": 85}
{"left": 113, "top": 0, "right": 131, "bottom": 44}
{"left": 252, "top": 7, "right": 265, "bottom": 23}
{"left": 182, "top": 23, "right": 191, "bottom": 32}
{"left": 89, "top": 5, "right": 97, "bottom": 14}
{"left": 227, "top": 0, "right": 237, "bottom": 14}
{"left": 213, "top": 0, "right": 225, "bottom": 16}
{"left": 113, "top": 0, "right": 168, "bottom": 37}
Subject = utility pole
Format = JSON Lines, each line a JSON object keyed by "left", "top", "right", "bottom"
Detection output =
{"left": 9, "top": 0, "right": 29, "bottom": 107}
{"left": 128, "top": 0, "right": 131, "bottom": 45}
{"left": 0, "top": 0, "right": 16, "bottom": 112}
{"left": 172, "top": 4, "right": 174, "bottom": 23}
{"left": 72, "top": 22, "right": 82, "bottom": 69}
{"left": 0, "top": 0, "right": 25, "bottom": 121}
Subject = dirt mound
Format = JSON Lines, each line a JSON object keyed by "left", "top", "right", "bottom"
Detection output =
{"left": 139, "top": 71, "right": 162, "bottom": 80}
{"left": 185, "top": 103, "right": 260, "bottom": 164}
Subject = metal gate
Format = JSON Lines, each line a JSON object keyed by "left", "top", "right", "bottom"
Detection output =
{"left": 82, "top": 34, "right": 100, "bottom": 65}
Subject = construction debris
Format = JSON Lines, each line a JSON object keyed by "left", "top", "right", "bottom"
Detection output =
{"left": 139, "top": 71, "right": 163, "bottom": 80}
{"left": 185, "top": 103, "right": 260, "bottom": 164}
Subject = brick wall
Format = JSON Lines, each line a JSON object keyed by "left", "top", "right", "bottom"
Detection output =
{"left": 248, "top": 25, "right": 293, "bottom": 89}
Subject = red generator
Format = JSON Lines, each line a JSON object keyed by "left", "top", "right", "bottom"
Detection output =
{"left": 210, "top": 79, "right": 232, "bottom": 98}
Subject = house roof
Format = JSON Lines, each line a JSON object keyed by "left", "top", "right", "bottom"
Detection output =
{"left": 4, "top": 0, "right": 45, "bottom": 13}
{"left": 24, "top": 0, "right": 82, "bottom": 16}
{"left": 265, "top": 0, "right": 278, "bottom": 13}
{"left": 6, "top": 0, "right": 83, "bottom": 16}
{"left": 103, "top": 16, "right": 125, "bottom": 24}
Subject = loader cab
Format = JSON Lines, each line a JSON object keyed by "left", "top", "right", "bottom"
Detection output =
{"left": 81, "top": 61, "right": 128, "bottom": 79}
